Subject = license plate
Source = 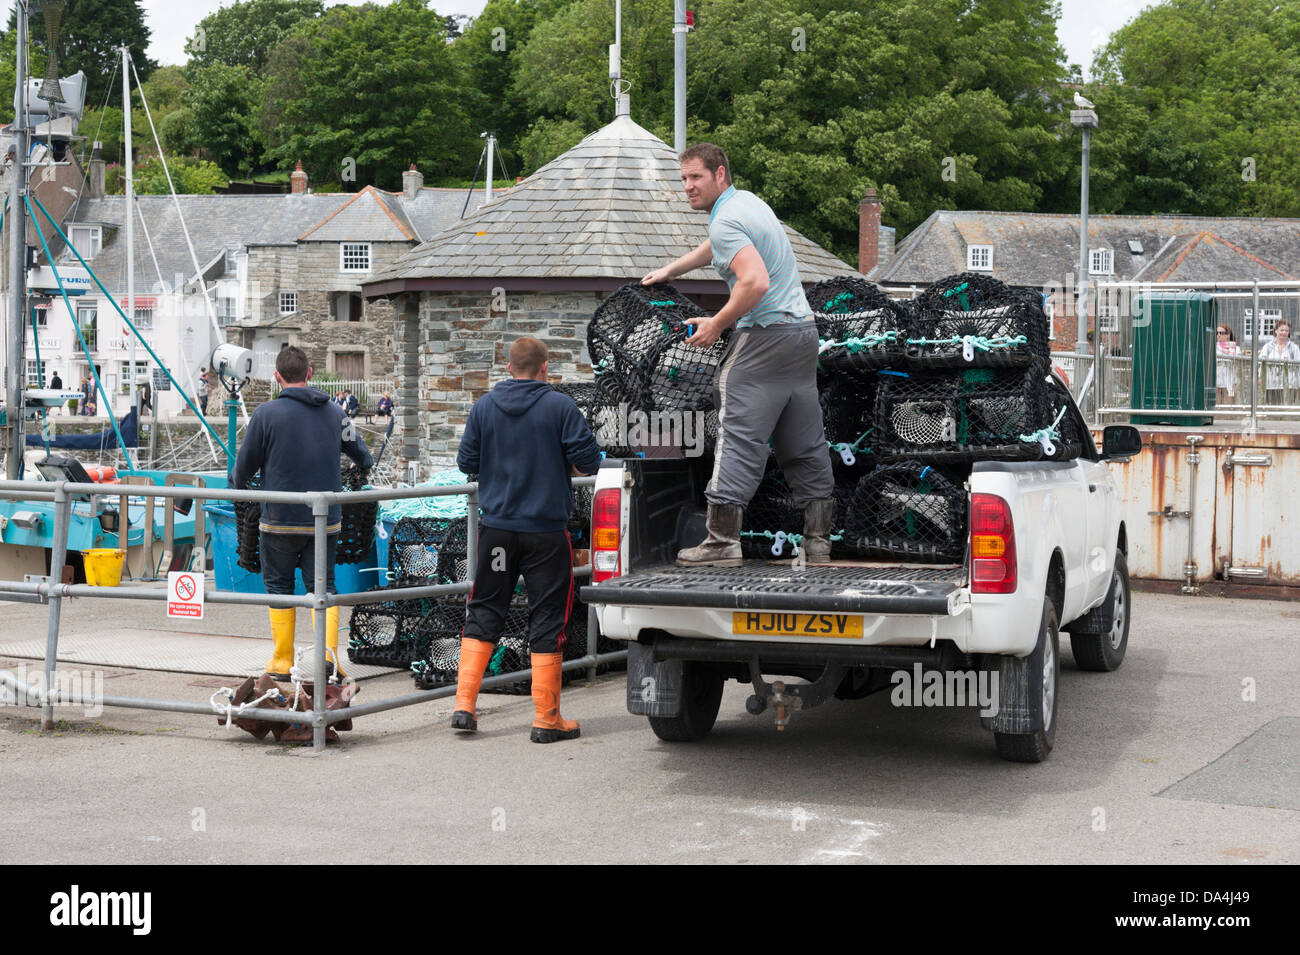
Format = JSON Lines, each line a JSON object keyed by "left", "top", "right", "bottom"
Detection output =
{"left": 732, "top": 612, "right": 863, "bottom": 638}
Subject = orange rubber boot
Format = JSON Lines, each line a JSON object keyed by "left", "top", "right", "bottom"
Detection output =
{"left": 529, "top": 652, "right": 580, "bottom": 743}
{"left": 451, "top": 638, "right": 496, "bottom": 732}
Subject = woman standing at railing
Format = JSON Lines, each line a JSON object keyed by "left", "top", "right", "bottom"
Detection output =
{"left": 1215, "top": 324, "right": 1241, "bottom": 405}
{"left": 1258, "top": 320, "right": 1300, "bottom": 406}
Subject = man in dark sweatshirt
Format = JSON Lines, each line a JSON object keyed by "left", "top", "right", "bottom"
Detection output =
{"left": 232, "top": 346, "right": 373, "bottom": 680}
{"left": 453, "top": 336, "right": 602, "bottom": 742}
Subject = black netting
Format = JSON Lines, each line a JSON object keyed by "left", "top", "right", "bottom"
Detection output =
{"left": 568, "top": 483, "right": 593, "bottom": 548}
{"left": 235, "top": 476, "right": 261, "bottom": 573}
{"left": 809, "top": 278, "right": 907, "bottom": 380}
{"left": 409, "top": 594, "right": 617, "bottom": 693}
{"left": 819, "top": 378, "right": 875, "bottom": 472}
{"left": 337, "top": 464, "right": 376, "bottom": 564}
{"left": 348, "top": 597, "right": 467, "bottom": 669}
{"left": 907, "top": 274, "right": 1049, "bottom": 370}
{"left": 587, "top": 283, "right": 726, "bottom": 456}
{"left": 842, "top": 461, "right": 968, "bottom": 562}
{"left": 740, "top": 458, "right": 804, "bottom": 559}
{"left": 874, "top": 362, "right": 1060, "bottom": 463}
{"left": 387, "top": 517, "right": 470, "bottom": 586}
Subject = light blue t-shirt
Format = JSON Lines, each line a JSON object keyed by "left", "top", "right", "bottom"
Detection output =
{"left": 708, "top": 185, "right": 812, "bottom": 328}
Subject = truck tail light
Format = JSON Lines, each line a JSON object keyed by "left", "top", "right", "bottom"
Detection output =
{"left": 970, "top": 493, "right": 1017, "bottom": 594}
{"left": 591, "top": 488, "right": 622, "bottom": 583}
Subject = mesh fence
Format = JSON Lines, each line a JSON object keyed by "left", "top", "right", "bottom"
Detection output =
{"left": 874, "top": 360, "right": 1070, "bottom": 463}
{"left": 907, "top": 273, "right": 1050, "bottom": 370}
{"left": 337, "top": 464, "right": 376, "bottom": 564}
{"left": 842, "top": 461, "right": 968, "bottom": 562}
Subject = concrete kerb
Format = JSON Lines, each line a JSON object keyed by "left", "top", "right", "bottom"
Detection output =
{"left": 0, "top": 475, "right": 619, "bottom": 751}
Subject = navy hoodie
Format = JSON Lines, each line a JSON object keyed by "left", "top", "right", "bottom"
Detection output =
{"left": 231, "top": 386, "right": 373, "bottom": 534}
{"left": 457, "top": 379, "right": 601, "bottom": 533}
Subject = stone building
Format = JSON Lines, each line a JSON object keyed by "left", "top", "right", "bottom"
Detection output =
{"left": 363, "top": 114, "right": 857, "bottom": 473}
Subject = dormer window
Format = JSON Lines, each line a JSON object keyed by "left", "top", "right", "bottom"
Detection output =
{"left": 966, "top": 244, "right": 993, "bottom": 271}
{"left": 67, "top": 225, "right": 102, "bottom": 260}
{"left": 1089, "top": 248, "right": 1114, "bottom": 275}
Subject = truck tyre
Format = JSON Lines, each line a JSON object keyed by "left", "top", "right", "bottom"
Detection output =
{"left": 648, "top": 663, "right": 724, "bottom": 742}
{"left": 1069, "top": 551, "right": 1130, "bottom": 672}
{"left": 994, "top": 600, "right": 1059, "bottom": 763}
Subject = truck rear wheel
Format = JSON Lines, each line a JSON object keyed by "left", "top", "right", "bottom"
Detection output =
{"left": 1069, "top": 551, "right": 1130, "bottom": 672}
{"left": 994, "top": 600, "right": 1060, "bottom": 763}
{"left": 648, "top": 663, "right": 724, "bottom": 742}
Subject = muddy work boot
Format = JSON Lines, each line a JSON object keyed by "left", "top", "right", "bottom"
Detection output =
{"left": 802, "top": 499, "right": 835, "bottom": 562}
{"left": 676, "top": 503, "right": 743, "bottom": 568}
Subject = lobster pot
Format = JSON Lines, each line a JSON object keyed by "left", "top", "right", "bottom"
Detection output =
{"left": 587, "top": 373, "right": 639, "bottom": 459}
{"left": 819, "top": 378, "right": 875, "bottom": 475}
{"left": 387, "top": 517, "right": 470, "bottom": 586}
{"left": 907, "top": 273, "right": 1049, "bottom": 370}
{"left": 336, "top": 464, "right": 376, "bottom": 564}
{"left": 843, "top": 461, "right": 968, "bottom": 563}
{"left": 587, "top": 283, "right": 709, "bottom": 400}
{"left": 409, "top": 594, "right": 602, "bottom": 694}
{"left": 568, "top": 483, "right": 594, "bottom": 548}
{"left": 809, "top": 277, "right": 906, "bottom": 380}
{"left": 874, "top": 363, "right": 1056, "bottom": 463}
{"left": 348, "top": 598, "right": 465, "bottom": 669}
{"left": 645, "top": 335, "right": 728, "bottom": 424}
{"left": 552, "top": 381, "right": 598, "bottom": 417}
{"left": 740, "top": 460, "right": 804, "bottom": 559}
{"left": 234, "top": 495, "right": 261, "bottom": 574}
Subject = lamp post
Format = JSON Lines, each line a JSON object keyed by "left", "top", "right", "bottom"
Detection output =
{"left": 1070, "top": 104, "right": 1099, "bottom": 357}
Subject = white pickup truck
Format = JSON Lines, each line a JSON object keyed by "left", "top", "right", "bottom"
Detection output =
{"left": 579, "top": 383, "right": 1141, "bottom": 762}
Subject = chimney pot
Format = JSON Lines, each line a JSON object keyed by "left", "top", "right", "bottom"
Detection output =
{"left": 290, "top": 159, "right": 309, "bottom": 195}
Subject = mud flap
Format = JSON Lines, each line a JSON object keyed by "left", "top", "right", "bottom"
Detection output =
{"left": 978, "top": 652, "right": 1042, "bottom": 735}
{"left": 626, "top": 641, "right": 685, "bottom": 717}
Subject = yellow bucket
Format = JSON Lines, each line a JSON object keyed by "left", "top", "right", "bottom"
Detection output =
{"left": 83, "top": 548, "right": 127, "bottom": 587}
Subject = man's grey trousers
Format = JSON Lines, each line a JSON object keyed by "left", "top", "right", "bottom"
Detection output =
{"left": 706, "top": 321, "right": 834, "bottom": 507}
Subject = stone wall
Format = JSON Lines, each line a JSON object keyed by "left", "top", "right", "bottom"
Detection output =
{"left": 400, "top": 290, "right": 600, "bottom": 472}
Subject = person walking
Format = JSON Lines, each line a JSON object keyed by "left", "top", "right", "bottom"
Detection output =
{"left": 197, "top": 367, "right": 211, "bottom": 416}
{"left": 231, "top": 346, "right": 373, "bottom": 681}
{"left": 452, "top": 336, "right": 601, "bottom": 742}
{"left": 642, "top": 142, "right": 834, "bottom": 566}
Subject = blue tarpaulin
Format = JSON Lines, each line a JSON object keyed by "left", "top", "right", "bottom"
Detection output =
{"left": 25, "top": 410, "right": 138, "bottom": 451}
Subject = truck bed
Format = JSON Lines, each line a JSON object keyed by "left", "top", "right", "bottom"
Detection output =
{"left": 582, "top": 560, "right": 967, "bottom": 615}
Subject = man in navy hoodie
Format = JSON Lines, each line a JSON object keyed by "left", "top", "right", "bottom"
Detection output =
{"left": 453, "top": 336, "right": 601, "bottom": 742}
{"left": 232, "top": 346, "right": 373, "bottom": 681}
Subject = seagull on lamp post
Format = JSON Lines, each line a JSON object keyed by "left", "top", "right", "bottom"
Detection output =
{"left": 1074, "top": 91, "right": 1096, "bottom": 109}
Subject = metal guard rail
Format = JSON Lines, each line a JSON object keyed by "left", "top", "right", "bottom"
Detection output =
{"left": 0, "top": 475, "right": 624, "bottom": 751}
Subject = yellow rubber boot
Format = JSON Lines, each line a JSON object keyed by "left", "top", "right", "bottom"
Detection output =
{"left": 266, "top": 608, "right": 296, "bottom": 680}
{"left": 311, "top": 606, "right": 346, "bottom": 679}
{"left": 452, "top": 638, "right": 496, "bottom": 732}
{"left": 529, "top": 652, "right": 580, "bottom": 743}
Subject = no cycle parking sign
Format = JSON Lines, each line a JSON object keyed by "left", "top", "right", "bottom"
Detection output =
{"left": 167, "top": 571, "right": 205, "bottom": 619}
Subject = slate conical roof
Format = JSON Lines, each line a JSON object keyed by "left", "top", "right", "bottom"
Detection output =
{"left": 365, "top": 115, "right": 855, "bottom": 292}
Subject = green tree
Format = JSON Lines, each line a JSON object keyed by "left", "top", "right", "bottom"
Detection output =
{"left": 186, "top": 64, "right": 265, "bottom": 177}
{"left": 185, "top": 0, "right": 323, "bottom": 75}
{"left": 106, "top": 155, "right": 227, "bottom": 194}
{"left": 3, "top": 0, "right": 155, "bottom": 108}
{"left": 1088, "top": 0, "right": 1300, "bottom": 218}
{"left": 258, "top": 0, "right": 476, "bottom": 189}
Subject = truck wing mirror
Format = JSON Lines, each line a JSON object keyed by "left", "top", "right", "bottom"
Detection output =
{"left": 1101, "top": 425, "right": 1142, "bottom": 459}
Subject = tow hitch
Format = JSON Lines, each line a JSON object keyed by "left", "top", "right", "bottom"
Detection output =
{"left": 746, "top": 658, "right": 845, "bottom": 731}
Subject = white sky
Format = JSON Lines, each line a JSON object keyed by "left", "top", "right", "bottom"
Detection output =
{"left": 142, "top": 0, "right": 1152, "bottom": 78}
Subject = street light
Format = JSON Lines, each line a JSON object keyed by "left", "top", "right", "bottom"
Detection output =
{"left": 1071, "top": 103, "right": 1099, "bottom": 356}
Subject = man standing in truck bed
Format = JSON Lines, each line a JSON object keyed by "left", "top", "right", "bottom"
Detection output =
{"left": 642, "top": 143, "right": 834, "bottom": 566}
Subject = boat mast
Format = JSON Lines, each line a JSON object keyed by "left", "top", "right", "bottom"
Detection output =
{"left": 5, "top": 1, "right": 30, "bottom": 480}
{"left": 123, "top": 45, "right": 135, "bottom": 420}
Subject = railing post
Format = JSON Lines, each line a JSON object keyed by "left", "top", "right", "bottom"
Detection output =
{"left": 311, "top": 495, "right": 329, "bottom": 752}
{"left": 1250, "top": 280, "right": 1260, "bottom": 432}
{"left": 41, "top": 484, "right": 71, "bottom": 730}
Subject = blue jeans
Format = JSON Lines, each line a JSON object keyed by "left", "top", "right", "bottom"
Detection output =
{"left": 260, "top": 532, "right": 337, "bottom": 595}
